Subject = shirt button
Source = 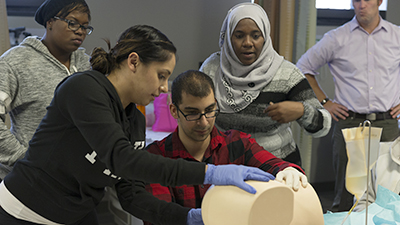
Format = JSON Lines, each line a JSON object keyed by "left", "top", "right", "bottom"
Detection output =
{"left": 201, "top": 185, "right": 204, "bottom": 188}
{"left": 248, "top": 82, "right": 255, "bottom": 87}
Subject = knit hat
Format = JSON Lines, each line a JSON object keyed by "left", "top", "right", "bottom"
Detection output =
{"left": 34, "top": 0, "right": 87, "bottom": 26}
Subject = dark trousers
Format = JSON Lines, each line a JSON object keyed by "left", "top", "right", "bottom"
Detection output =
{"left": 0, "top": 206, "right": 99, "bottom": 225}
{"left": 331, "top": 117, "right": 399, "bottom": 212}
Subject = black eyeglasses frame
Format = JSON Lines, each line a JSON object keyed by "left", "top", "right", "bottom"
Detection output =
{"left": 174, "top": 102, "right": 220, "bottom": 121}
{"left": 53, "top": 16, "right": 94, "bottom": 35}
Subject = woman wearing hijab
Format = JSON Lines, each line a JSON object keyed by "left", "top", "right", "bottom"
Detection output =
{"left": 200, "top": 3, "right": 331, "bottom": 165}
{"left": 0, "top": 0, "right": 92, "bottom": 179}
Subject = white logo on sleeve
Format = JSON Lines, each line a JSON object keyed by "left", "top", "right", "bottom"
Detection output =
{"left": 133, "top": 141, "right": 145, "bottom": 150}
{"left": 85, "top": 151, "right": 97, "bottom": 164}
{"left": 85, "top": 150, "right": 121, "bottom": 180}
{"left": 84, "top": 140, "right": 144, "bottom": 180}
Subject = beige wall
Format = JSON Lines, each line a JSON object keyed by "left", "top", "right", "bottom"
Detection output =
{"left": 387, "top": 0, "right": 400, "bottom": 25}
{"left": 8, "top": 0, "right": 248, "bottom": 79}
{"left": 82, "top": 0, "right": 248, "bottom": 79}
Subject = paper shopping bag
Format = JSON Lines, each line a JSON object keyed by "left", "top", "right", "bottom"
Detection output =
{"left": 342, "top": 126, "right": 382, "bottom": 200}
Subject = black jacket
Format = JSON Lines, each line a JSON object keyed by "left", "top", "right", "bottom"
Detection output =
{"left": 4, "top": 70, "right": 205, "bottom": 224}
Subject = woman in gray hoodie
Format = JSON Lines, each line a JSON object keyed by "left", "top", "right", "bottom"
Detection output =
{"left": 0, "top": 0, "right": 93, "bottom": 179}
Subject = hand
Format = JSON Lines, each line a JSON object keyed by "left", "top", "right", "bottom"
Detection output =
{"left": 323, "top": 101, "right": 349, "bottom": 121}
{"left": 390, "top": 103, "right": 400, "bottom": 120}
{"left": 187, "top": 208, "right": 204, "bottom": 225}
{"left": 275, "top": 167, "right": 308, "bottom": 191}
{"left": 204, "top": 164, "right": 275, "bottom": 194}
{"left": 263, "top": 101, "right": 304, "bottom": 123}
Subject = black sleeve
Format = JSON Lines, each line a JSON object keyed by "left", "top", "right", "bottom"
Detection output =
{"left": 115, "top": 180, "right": 190, "bottom": 225}
{"left": 55, "top": 72, "right": 206, "bottom": 186}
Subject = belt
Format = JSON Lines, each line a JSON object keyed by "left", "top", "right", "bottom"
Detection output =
{"left": 348, "top": 110, "right": 392, "bottom": 121}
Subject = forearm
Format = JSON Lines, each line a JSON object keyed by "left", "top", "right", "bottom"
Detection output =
{"left": 258, "top": 157, "right": 304, "bottom": 176}
{"left": 243, "top": 135, "right": 304, "bottom": 175}
{"left": 304, "top": 74, "right": 329, "bottom": 102}
{"left": 296, "top": 101, "right": 331, "bottom": 137}
{"left": 0, "top": 121, "right": 27, "bottom": 166}
{"left": 116, "top": 180, "right": 190, "bottom": 225}
{"left": 287, "top": 78, "right": 331, "bottom": 136}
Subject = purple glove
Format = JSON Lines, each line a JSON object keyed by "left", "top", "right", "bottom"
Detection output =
{"left": 204, "top": 164, "right": 275, "bottom": 194}
{"left": 187, "top": 208, "right": 204, "bottom": 225}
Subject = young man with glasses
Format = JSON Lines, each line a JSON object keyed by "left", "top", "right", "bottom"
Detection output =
{"left": 116, "top": 70, "right": 308, "bottom": 225}
{"left": 0, "top": 0, "right": 92, "bottom": 180}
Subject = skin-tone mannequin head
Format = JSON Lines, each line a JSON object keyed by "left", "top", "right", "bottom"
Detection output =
{"left": 352, "top": 0, "right": 383, "bottom": 33}
{"left": 90, "top": 25, "right": 177, "bottom": 108}
{"left": 169, "top": 70, "right": 218, "bottom": 161}
{"left": 41, "top": 2, "right": 91, "bottom": 67}
{"left": 231, "top": 18, "right": 265, "bottom": 66}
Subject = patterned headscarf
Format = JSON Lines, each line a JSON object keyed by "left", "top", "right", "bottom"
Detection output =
{"left": 215, "top": 3, "right": 284, "bottom": 113}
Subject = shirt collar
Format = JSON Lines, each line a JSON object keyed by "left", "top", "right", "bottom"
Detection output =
{"left": 166, "top": 126, "right": 223, "bottom": 161}
{"left": 349, "top": 16, "right": 387, "bottom": 33}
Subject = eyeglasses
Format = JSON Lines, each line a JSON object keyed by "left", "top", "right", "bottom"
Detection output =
{"left": 175, "top": 104, "right": 220, "bottom": 121}
{"left": 53, "top": 16, "right": 94, "bottom": 35}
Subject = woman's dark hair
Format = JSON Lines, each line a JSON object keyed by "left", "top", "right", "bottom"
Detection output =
{"left": 90, "top": 25, "right": 177, "bottom": 74}
{"left": 56, "top": 2, "right": 91, "bottom": 22}
{"left": 171, "top": 70, "right": 215, "bottom": 106}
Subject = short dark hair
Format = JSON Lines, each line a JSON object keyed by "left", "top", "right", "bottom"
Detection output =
{"left": 90, "top": 25, "right": 177, "bottom": 75}
{"left": 171, "top": 70, "right": 215, "bottom": 106}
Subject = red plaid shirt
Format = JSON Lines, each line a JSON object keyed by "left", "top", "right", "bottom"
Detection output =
{"left": 144, "top": 126, "right": 304, "bottom": 222}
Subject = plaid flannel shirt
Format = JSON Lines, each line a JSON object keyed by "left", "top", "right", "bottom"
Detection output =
{"left": 144, "top": 126, "right": 304, "bottom": 225}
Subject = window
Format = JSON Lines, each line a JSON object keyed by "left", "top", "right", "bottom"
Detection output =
{"left": 316, "top": 0, "right": 387, "bottom": 10}
{"left": 316, "top": 0, "right": 387, "bottom": 26}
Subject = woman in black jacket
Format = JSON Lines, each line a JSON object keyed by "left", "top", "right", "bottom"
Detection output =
{"left": 0, "top": 25, "right": 274, "bottom": 225}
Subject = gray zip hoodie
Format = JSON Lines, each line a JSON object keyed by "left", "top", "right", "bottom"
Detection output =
{"left": 0, "top": 36, "right": 90, "bottom": 179}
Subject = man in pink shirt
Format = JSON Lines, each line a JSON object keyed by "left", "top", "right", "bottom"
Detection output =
{"left": 297, "top": 0, "right": 400, "bottom": 212}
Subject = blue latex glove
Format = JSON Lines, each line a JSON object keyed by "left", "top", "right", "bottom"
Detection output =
{"left": 187, "top": 208, "right": 204, "bottom": 225}
{"left": 204, "top": 164, "right": 275, "bottom": 194}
